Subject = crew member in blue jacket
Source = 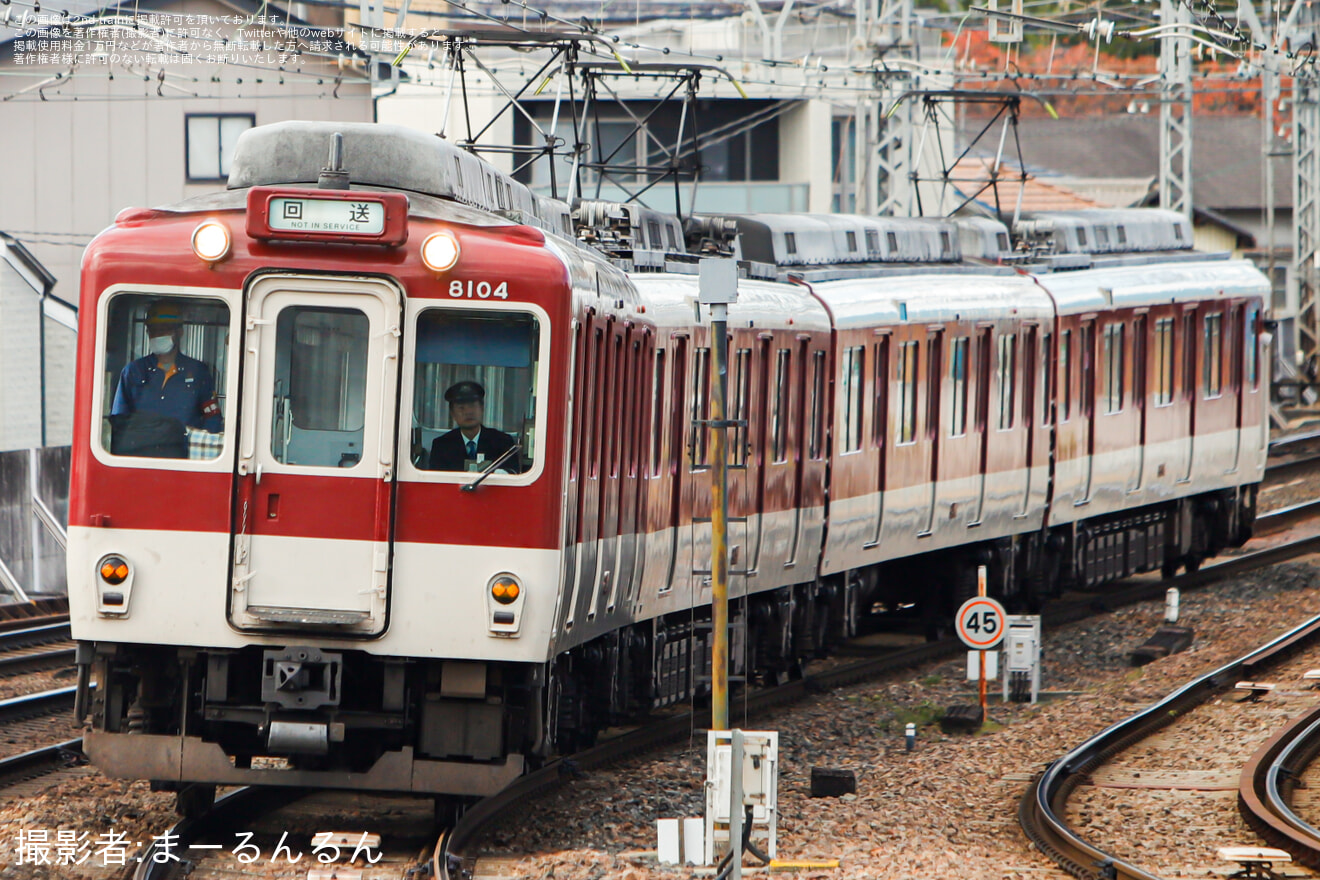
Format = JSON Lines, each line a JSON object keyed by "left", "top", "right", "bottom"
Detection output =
{"left": 111, "top": 301, "right": 222, "bottom": 439}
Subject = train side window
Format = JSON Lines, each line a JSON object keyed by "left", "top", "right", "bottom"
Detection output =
{"left": 841, "top": 345, "right": 865, "bottom": 452}
{"left": 873, "top": 338, "right": 889, "bottom": 448}
{"left": 897, "top": 340, "right": 919, "bottom": 444}
{"left": 411, "top": 308, "right": 541, "bottom": 474}
{"left": 733, "top": 348, "right": 752, "bottom": 466}
{"left": 650, "top": 348, "right": 666, "bottom": 476}
{"left": 1060, "top": 330, "right": 1072, "bottom": 422}
{"left": 772, "top": 348, "right": 791, "bottom": 462}
{"left": 692, "top": 347, "right": 711, "bottom": 467}
{"left": 1247, "top": 308, "right": 1260, "bottom": 390}
{"left": 1102, "top": 323, "right": 1124, "bottom": 414}
{"left": 1040, "top": 333, "right": 1052, "bottom": 426}
{"left": 996, "top": 333, "right": 1016, "bottom": 430}
{"left": 1204, "top": 312, "right": 1223, "bottom": 398}
{"left": 950, "top": 337, "right": 969, "bottom": 436}
{"left": 100, "top": 293, "right": 231, "bottom": 461}
{"left": 809, "top": 350, "right": 826, "bottom": 460}
{"left": 1154, "top": 318, "right": 1175, "bottom": 405}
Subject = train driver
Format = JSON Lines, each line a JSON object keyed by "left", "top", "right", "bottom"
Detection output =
{"left": 110, "top": 301, "right": 223, "bottom": 456}
{"left": 428, "top": 380, "right": 520, "bottom": 473}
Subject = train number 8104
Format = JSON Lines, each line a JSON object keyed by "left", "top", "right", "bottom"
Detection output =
{"left": 449, "top": 280, "right": 509, "bottom": 299}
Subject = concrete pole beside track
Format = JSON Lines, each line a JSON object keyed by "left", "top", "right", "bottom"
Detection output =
{"left": 700, "top": 258, "right": 739, "bottom": 732}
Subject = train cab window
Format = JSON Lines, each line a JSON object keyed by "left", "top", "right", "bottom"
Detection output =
{"left": 270, "top": 306, "right": 369, "bottom": 468}
{"left": 1154, "top": 318, "right": 1175, "bottom": 406}
{"left": 1102, "top": 323, "right": 1125, "bottom": 414}
{"left": 772, "top": 348, "right": 791, "bottom": 462}
{"left": 996, "top": 334, "right": 1016, "bottom": 430}
{"left": 841, "top": 345, "right": 865, "bottom": 453}
{"left": 99, "top": 293, "right": 231, "bottom": 461}
{"left": 1204, "top": 313, "right": 1223, "bottom": 398}
{"left": 411, "top": 309, "right": 541, "bottom": 474}
{"left": 950, "top": 337, "right": 969, "bottom": 436}
{"left": 897, "top": 340, "right": 919, "bottom": 444}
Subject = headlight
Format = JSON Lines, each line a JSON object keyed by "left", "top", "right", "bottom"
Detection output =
{"left": 420, "top": 231, "right": 460, "bottom": 272}
{"left": 191, "top": 221, "right": 231, "bottom": 262}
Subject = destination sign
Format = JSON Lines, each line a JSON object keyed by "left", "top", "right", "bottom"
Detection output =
{"left": 267, "top": 197, "right": 386, "bottom": 236}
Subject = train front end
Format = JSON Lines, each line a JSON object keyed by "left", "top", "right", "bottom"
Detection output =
{"left": 66, "top": 122, "right": 571, "bottom": 801}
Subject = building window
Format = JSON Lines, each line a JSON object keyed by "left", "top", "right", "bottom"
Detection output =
{"left": 950, "top": 337, "right": 969, "bottom": 436}
{"left": 897, "top": 340, "right": 919, "bottom": 444}
{"left": 1102, "top": 322, "right": 1125, "bottom": 414}
{"left": 841, "top": 345, "right": 865, "bottom": 452}
{"left": 186, "top": 114, "right": 254, "bottom": 182}
{"left": 1204, "top": 313, "right": 1223, "bottom": 398}
{"left": 1154, "top": 318, "right": 1175, "bottom": 406}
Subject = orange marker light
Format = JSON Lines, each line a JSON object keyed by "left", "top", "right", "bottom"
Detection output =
{"left": 99, "top": 556, "right": 129, "bottom": 585}
{"left": 490, "top": 575, "right": 520, "bottom": 605}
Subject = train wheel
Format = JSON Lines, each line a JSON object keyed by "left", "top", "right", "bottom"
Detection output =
{"left": 1184, "top": 554, "right": 1202, "bottom": 574}
{"left": 1161, "top": 558, "right": 1180, "bottom": 580}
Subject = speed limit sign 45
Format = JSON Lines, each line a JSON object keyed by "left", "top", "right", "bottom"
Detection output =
{"left": 956, "top": 597, "right": 1007, "bottom": 650}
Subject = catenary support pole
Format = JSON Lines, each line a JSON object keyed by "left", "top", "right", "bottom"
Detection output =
{"left": 700, "top": 258, "right": 738, "bottom": 732}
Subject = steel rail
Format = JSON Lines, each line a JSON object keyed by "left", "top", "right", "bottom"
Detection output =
{"left": 440, "top": 531, "right": 1320, "bottom": 879}
{"left": 0, "top": 686, "right": 77, "bottom": 724}
{"left": 133, "top": 786, "right": 308, "bottom": 880}
{"left": 0, "top": 738, "right": 85, "bottom": 791}
{"left": 0, "top": 611, "right": 69, "bottom": 635}
{"left": 1238, "top": 704, "right": 1320, "bottom": 869}
{"left": 1020, "top": 612, "right": 1320, "bottom": 880}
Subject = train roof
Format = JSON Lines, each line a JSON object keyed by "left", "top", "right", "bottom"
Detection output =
{"left": 813, "top": 271, "right": 1053, "bottom": 331}
{"left": 1038, "top": 257, "right": 1272, "bottom": 316}
{"left": 628, "top": 274, "right": 832, "bottom": 333}
{"left": 226, "top": 120, "right": 575, "bottom": 239}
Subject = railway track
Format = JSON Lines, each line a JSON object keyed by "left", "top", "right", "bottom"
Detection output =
{"left": 1019, "top": 610, "right": 1320, "bottom": 880}
{"left": 1238, "top": 703, "right": 1320, "bottom": 870}
{"left": 438, "top": 528, "right": 1320, "bottom": 880}
{"left": 99, "top": 496, "right": 1320, "bottom": 879}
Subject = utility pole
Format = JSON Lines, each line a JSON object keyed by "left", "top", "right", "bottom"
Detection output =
{"left": 1157, "top": 0, "right": 1193, "bottom": 217}
{"left": 871, "top": 0, "right": 917, "bottom": 216}
{"left": 700, "top": 258, "right": 738, "bottom": 731}
{"left": 1296, "top": 47, "right": 1320, "bottom": 364}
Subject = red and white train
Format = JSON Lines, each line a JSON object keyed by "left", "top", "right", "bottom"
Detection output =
{"left": 67, "top": 121, "right": 1269, "bottom": 808}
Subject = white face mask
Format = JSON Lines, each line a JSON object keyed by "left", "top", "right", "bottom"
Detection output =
{"left": 149, "top": 335, "right": 175, "bottom": 356}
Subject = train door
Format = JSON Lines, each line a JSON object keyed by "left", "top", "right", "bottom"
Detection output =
{"left": 1018, "top": 326, "right": 1037, "bottom": 516}
{"left": 688, "top": 345, "right": 714, "bottom": 589}
{"left": 567, "top": 315, "right": 603, "bottom": 628}
{"left": 1129, "top": 315, "right": 1148, "bottom": 493}
{"left": 1179, "top": 308, "right": 1197, "bottom": 483}
{"left": 615, "top": 332, "right": 647, "bottom": 612}
{"left": 786, "top": 338, "right": 810, "bottom": 566}
{"left": 591, "top": 323, "right": 625, "bottom": 619}
{"left": 1229, "top": 304, "right": 1245, "bottom": 473}
{"left": 750, "top": 336, "right": 773, "bottom": 569}
{"left": 921, "top": 329, "right": 943, "bottom": 535}
{"left": 727, "top": 345, "right": 753, "bottom": 578}
{"left": 229, "top": 275, "right": 401, "bottom": 634}
{"left": 866, "top": 334, "right": 891, "bottom": 546}
{"left": 967, "top": 326, "right": 992, "bottom": 524}
{"left": 1078, "top": 319, "right": 1097, "bottom": 502}
{"left": 664, "top": 337, "right": 688, "bottom": 591}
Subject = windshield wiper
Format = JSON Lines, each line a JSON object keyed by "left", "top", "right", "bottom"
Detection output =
{"left": 461, "top": 443, "right": 522, "bottom": 492}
